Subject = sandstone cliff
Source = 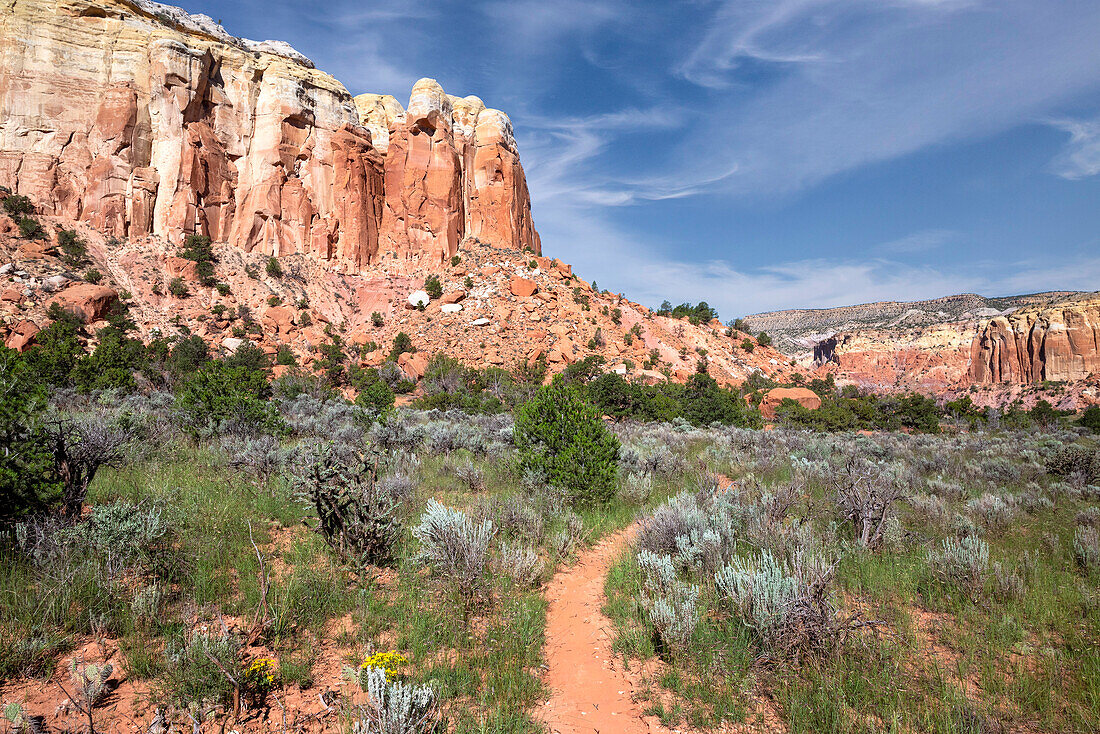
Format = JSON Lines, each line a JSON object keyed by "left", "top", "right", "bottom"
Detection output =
{"left": 970, "top": 297, "right": 1100, "bottom": 384}
{"left": 0, "top": 0, "right": 539, "bottom": 271}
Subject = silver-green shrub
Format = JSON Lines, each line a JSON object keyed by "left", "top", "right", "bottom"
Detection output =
{"left": 927, "top": 536, "right": 989, "bottom": 596}
{"left": 636, "top": 550, "right": 700, "bottom": 654}
{"left": 497, "top": 542, "right": 544, "bottom": 587}
{"left": 1074, "top": 525, "right": 1100, "bottom": 571}
{"left": 414, "top": 501, "right": 495, "bottom": 615}
{"left": 714, "top": 548, "right": 840, "bottom": 659}
{"left": 354, "top": 666, "right": 437, "bottom": 734}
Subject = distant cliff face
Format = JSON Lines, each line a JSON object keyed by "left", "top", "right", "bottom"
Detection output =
{"left": 970, "top": 298, "right": 1100, "bottom": 384}
{"left": 0, "top": 0, "right": 539, "bottom": 271}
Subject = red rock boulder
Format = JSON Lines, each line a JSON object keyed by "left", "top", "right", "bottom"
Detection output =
{"left": 509, "top": 276, "right": 538, "bottom": 297}
{"left": 398, "top": 351, "right": 429, "bottom": 380}
{"left": 47, "top": 284, "right": 119, "bottom": 323}
{"left": 5, "top": 320, "right": 40, "bottom": 352}
{"left": 759, "top": 387, "right": 822, "bottom": 419}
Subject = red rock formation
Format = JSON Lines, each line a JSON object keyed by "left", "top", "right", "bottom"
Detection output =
{"left": 47, "top": 283, "right": 118, "bottom": 323}
{"left": 970, "top": 298, "right": 1100, "bottom": 384}
{"left": 509, "top": 276, "right": 538, "bottom": 297}
{"left": 0, "top": 0, "right": 538, "bottom": 273}
{"left": 5, "top": 320, "right": 40, "bottom": 352}
{"left": 759, "top": 387, "right": 822, "bottom": 419}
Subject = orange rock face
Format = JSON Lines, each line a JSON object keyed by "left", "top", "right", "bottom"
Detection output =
{"left": 0, "top": 0, "right": 538, "bottom": 273}
{"left": 970, "top": 298, "right": 1100, "bottom": 383}
{"left": 759, "top": 387, "right": 822, "bottom": 419}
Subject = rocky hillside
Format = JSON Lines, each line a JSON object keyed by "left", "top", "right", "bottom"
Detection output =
{"left": 0, "top": 204, "right": 801, "bottom": 388}
{"left": 0, "top": 0, "right": 800, "bottom": 389}
{"left": 0, "top": 0, "right": 539, "bottom": 270}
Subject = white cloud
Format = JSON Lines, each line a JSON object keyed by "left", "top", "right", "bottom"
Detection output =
{"left": 539, "top": 201, "right": 1100, "bottom": 317}
{"left": 1048, "top": 117, "right": 1100, "bottom": 180}
{"left": 666, "top": 0, "right": 1100, "bottom": 196}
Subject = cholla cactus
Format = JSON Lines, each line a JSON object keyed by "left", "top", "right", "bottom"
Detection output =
{"left": 70, "top": 657, "right": 113, "bottom": 708}
{"left": 303, "top": 444, "right": 408, "bottom": 567}
{"left": 354, "top": 666, "right": 438, "bottom": 734}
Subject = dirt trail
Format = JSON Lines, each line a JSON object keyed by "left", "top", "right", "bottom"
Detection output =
{"left": 535, "top": 523, "right": 658, "bottom": 734}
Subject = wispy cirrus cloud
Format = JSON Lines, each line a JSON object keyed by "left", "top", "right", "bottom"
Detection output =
{"left": 653, "top": 0, "right": 1100, "bottom": 200}
{"left": 1047, "top": 117, "right": 1100, "bottom": 180}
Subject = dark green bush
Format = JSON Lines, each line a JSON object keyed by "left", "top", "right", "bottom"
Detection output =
{"left": 17, "top": 217, "right": 45, "bottom": 240}
{"left": 424, "top": 275, "right": 443, "bottom": 300}
{"left": 179, "top": 232, "right": 218, "bottom": 285}
{"left": 266, "top": 256, "right": 282, "bottom": 278}
{"left": 58, "top": 228, "right": 88, "bottom": 266}
{"left": 514, "top": 378, "right": 620, "bottom": 506}
{"left": 354, "top": 373, "right": 395, "bottom": 415}
{"left": 1080, "top": 405, "right": 1100, "bottom": 434}
{"left": 0, "top": 347, "right": 61, "bottom": 521}
{"left": 388, "top": 332, "right": 414, "bottom": 362}
{"left": 24, "top": 304, "right": 85, "bottom": 387}
{"left": 2, "top": 194, "right": 35, "bottom": 218}
{"left": 168, "top": 277, "right": 188, "bottom": 298}
{"left": 166, "top": 335, "right": 210, "bottom": 377}
{"left": 176, "top": 361, "right": 281, "bottom": 435}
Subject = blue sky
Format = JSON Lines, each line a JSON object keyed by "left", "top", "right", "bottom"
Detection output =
{"left": 183, "top": 0, "right": 1100, "bottom": 317}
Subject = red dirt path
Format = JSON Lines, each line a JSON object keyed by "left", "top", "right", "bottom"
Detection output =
{"left": 535, "top": 523, "right": 659, "bottom": 734}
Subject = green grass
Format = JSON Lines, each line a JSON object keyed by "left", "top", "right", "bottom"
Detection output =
{"left": 602, "top": 428, "right": 1100, "bottom": 733}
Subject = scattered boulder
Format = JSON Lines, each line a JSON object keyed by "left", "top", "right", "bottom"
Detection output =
{"left": 397, "top": 351, "right": 429, "bottom": 380}
{"left": 441, "top": 303, "right": 462, "bottom": 313}
{"left": 5, "top": 319, "right": 39, "bottom": 352}
{"left": 262, "top": 306, "right": 296, "bottom": 336}
{"left": 46, "top": 284, "right": 118, "bottom": 323}
{"left": 509, "top": 276, "right": 538, "bottom": 297}
{"left": 407, "top": 290, "right": 430, "bottom": 308}
{"left": 471, "top": 317, "right": 491, "bottom": 326}
{"left": 167, "top": 256, "right": 199, "bottom": 280}
{"left": 222, "top": 337, "right": 244, "bottom": 353}
{"left": 759, "top": 387, "right": 822, "bottom": 419}
{"left": 441, "top": 290, "right": 466, "bottom": 304}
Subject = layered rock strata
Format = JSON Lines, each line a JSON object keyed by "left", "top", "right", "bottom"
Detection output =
{"left": 0, "top": 0, "right": 539, "bottom": 271}
{"left": 970, "top": 297, "right": 1100, "bottom": 384}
